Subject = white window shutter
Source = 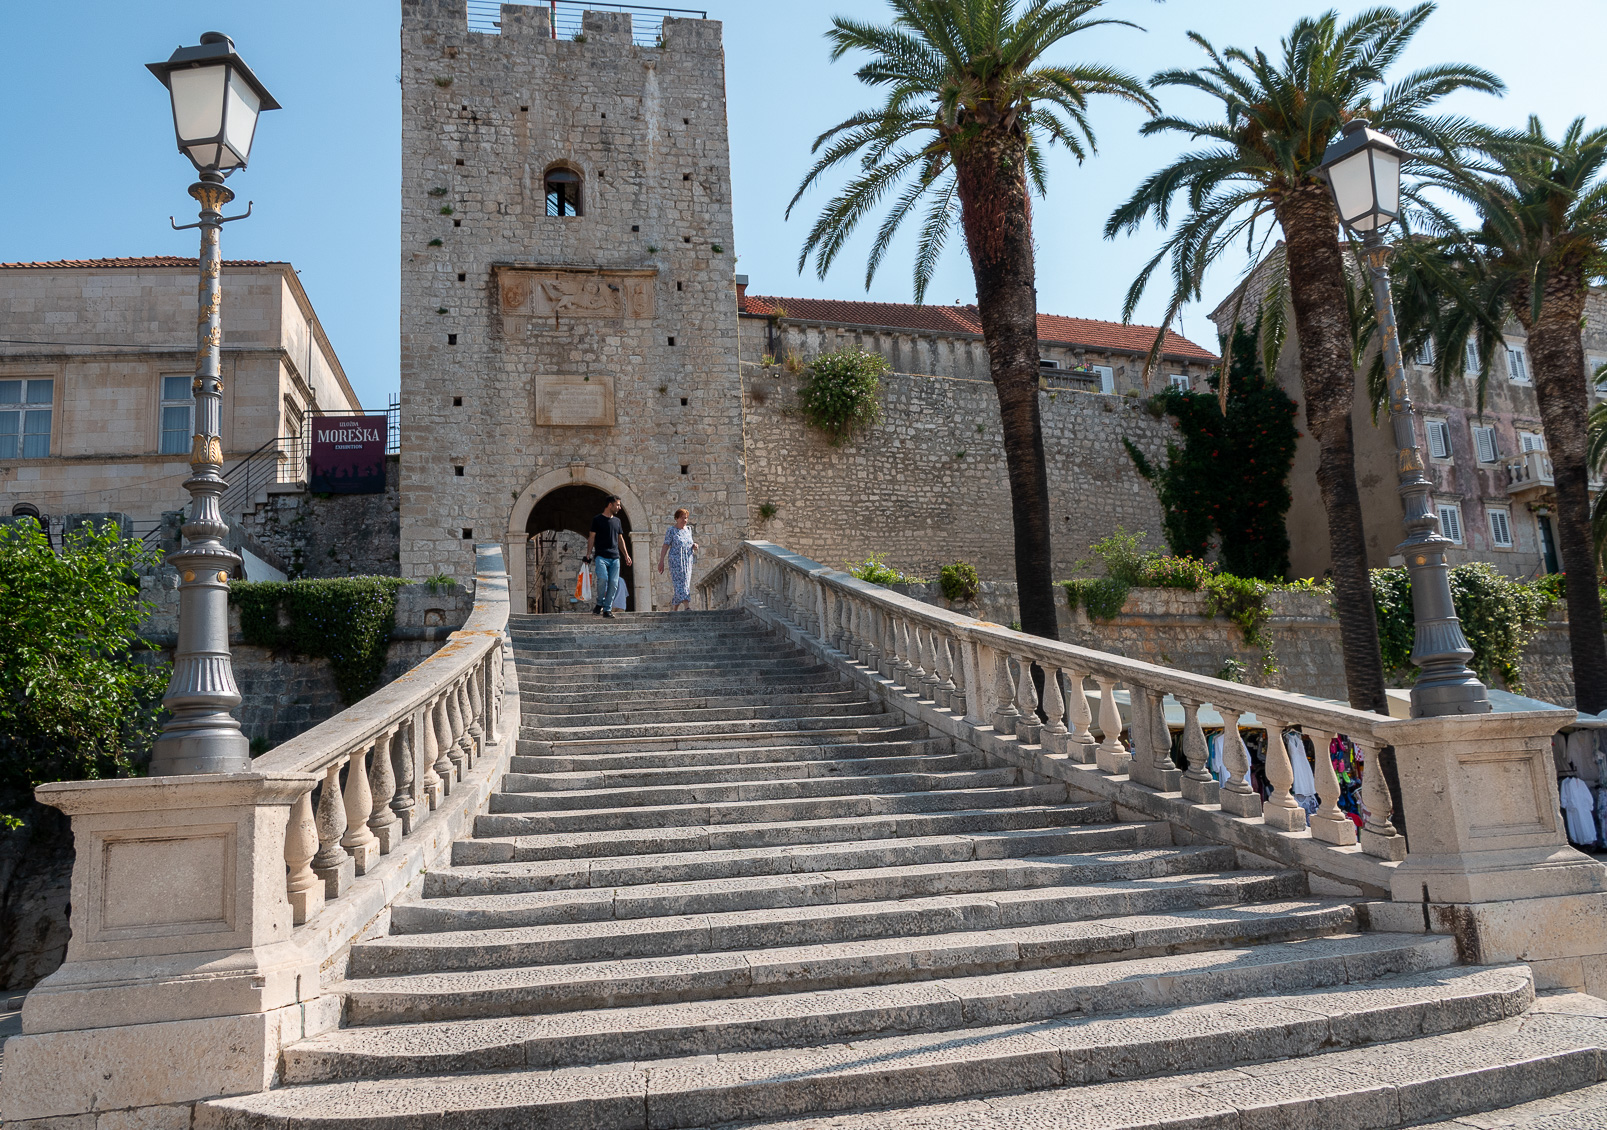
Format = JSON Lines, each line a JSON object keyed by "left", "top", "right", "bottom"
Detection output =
{"left": 1507, "top": 346, "right": 1529, "bottom": 383}
{"left": 1465, "top": 340, "right": 1480, "bottom": 373}
{"left": 1521, "top": 431, "right": 1546, "bottom": 453}
{"left": 1427, "top": 420, "right": 1450, "bottom": 459}
{"left": 1438, "top": 504, "right": 1463, "bottom": 544}
{"left": 1094, "top": 366, "right": 1114, "bottom": 395}
{"left": 1474, "top": 426, "right": 1497, "bottom": 464}
{"left": 1489, "top": 509, "right": 1513, "bottom": 548}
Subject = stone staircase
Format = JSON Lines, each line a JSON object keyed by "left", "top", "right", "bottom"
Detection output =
{"left": 200, "top": 610, "right": 1607, "bottom": 1130}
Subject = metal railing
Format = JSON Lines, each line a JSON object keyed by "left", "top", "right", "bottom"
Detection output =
{"left": 467, "top": 0, "right": 707, "bottom": 43}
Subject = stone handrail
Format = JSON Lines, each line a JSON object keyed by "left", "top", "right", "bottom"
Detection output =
{"left": 700, "top": 541, "right": 1403, "bottom": 858}
{"left": 255, "top": 542, "right": 510, "bottom": 924}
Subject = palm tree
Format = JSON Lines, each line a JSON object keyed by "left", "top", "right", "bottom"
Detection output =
{"left": 788, "top": 0, "right": 1157, "bottom": 639}
{"left": 1105, "top": 5, "right": 1501, "bottom": 711}
{"left": 1392, "top": 118, "right": 1607, "bottom": 711}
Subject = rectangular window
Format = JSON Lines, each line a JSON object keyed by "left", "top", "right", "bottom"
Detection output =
{"left": 1464, "top": 339, "right": 1481, "bottom": 375}
{"left": 1437, "top": 503, "right": 1464, "bottom": 544}
{"left": 159, "top": 375, "right": 192, "bottom": 455}
{"left": 0, "top": 378, "right": 53, "bottom": 459}
{"left": 1093, "top": 365, "right": 1115, "bottom": 395}
{"left": 1038, "top": 358, "right": 1060, "bottom": 370}
{"left": 1506, "top": 342, "right": 1531, "bottom": 384}
{"left": 1168, "top": 373, "right": 1190, "bottom": 392}
{"left": 1414, "top": 340, "right": 1435, "bottom": 366}
{"left": 1489, "top": 508, "right": 1513, "bottom": 548}
{"left": 1473, "top": 425, "right": 1498, "bottom": 464}
{"left": 1520, "top": 430, "right": 1546, "bottom": 453}
{"left": 1426, "top": 418, "right": 1452, "bottom": 460}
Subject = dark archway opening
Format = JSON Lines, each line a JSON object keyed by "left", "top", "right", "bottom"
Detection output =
{"left": 526, "top": 483, "right": 636, "bottom": 612}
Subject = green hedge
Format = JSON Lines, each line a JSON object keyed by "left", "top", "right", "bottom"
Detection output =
{"left": 1371, "top": 563, "right": 1552, "bottom": 692}
{"left": 230, "top": 577, "right": 410, "bottom": 705}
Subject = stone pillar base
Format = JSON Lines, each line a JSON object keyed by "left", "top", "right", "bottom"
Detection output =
{"left": 1095, "top": 746, "right": 1133, "bottom": 775}
{"left": 1128, "top": 759, "right": 1182, "bottom": 792}
{"left": 1180, "top": 775, "right": 1220, "bottom": 805}
{"left": 1015, "top": 719, "right": 1042, "bottom": 745}
{"left": 1263, "top": 802, "right": 1307, "bottom": 832}
{"left": 1309, "top": 812, "right": 1358, "bottom": 846}
{"left": 1362, "top": 826, "right": 1407, "bottom": 861}
{"left": 1219, "top": 787, "right": 1262, "bottom": 818}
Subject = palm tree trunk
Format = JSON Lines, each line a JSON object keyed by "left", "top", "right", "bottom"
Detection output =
{"left": 1275, "top": 186, "right": 1389, "bottom": 713}
{"left": 953, "top": 136, "right": 1058, "bottom": 640}
{"left": 1527, "top": 268, "right": 1607, "bottom": 712}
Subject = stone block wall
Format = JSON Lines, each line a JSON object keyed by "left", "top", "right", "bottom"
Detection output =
{"left": 399, "top": 1, "right": 748, "bottom": 597}
{"left": 744, "top": 369, "right": 1177, "bottom": 581}
{"left": 237, "top": 456, "right": 404, "bottom": 579}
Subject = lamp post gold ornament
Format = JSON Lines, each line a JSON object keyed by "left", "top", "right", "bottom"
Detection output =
{"left": 146, "top": 32, "right": 281, "bottom": 774}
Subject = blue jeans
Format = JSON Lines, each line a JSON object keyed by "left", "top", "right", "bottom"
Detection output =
{"left": 593, "top": 555, "right": 621, "bottom": 611}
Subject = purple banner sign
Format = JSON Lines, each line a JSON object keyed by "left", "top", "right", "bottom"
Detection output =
{"left": 309, "top": 414, "right": 387, "bottom": 494}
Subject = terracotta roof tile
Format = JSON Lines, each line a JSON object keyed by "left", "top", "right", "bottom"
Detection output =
{"left": 0, "top": 256, "right": 284, "bottom": 269}
{"left": 740, "top": 293, "right": 1218, "bottom": 363}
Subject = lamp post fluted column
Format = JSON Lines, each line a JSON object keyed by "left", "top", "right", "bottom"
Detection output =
{"left": 148, "top": 172, "right": 251, "bottom": 775}
{"left": 1360, "top": 231, "right": 1490, "bottom": 717}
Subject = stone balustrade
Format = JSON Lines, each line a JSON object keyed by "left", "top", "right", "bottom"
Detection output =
{"left": 1, "top": 544, "right": 515, "bottom": 1126}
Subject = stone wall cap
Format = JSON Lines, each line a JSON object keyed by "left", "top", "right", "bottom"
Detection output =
{"left": 36, "top": 772, "right": 315, "bottom": 814}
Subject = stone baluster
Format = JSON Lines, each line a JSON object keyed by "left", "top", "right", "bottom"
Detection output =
{"left": 1040, "top": 665, "right": 1067, "bottom": 754}
{"left": 990, "top": 651, "right": 1019, "bottom": 735}
{"left": 1094, "top": 676, "right": 1131, "bottom": 774}
{"left": 1013, "top": 657, "right": 1042, "bottom": 744}
{"left": 465, "top": 667, "right": 485, "bottom": 760}
{"left": 311, "top": 759, "right": 355, "bottom": 896}
{"left": 844, "top": 598, "right": 860, "bottom": 661}
{"left": 1261, "top": 719, "right": 1307, "bottom": 831}
{"left": 1217, "top": 708, "right": 1261, "bottom": 818}
{"left": 418, "top": 703, "right": 443, "bottom": 808}
{"left": 431, "top": 693, "right": 457, "bottom": 791}
{"left": 340, "top": 744, "right": 381, "bottom": 874}
{"left": 960, "top": 638, "right": 987, "bottom": 727}
{"left": 489, "top": 644, "right": 505, "bottom": 744}
{"left": 832, "top": 589, "right": 848, "bottom": 652}
{"left": 449, "top": 679, "right": 473, "bottom": 770}
{"left": 284, "top": 787, "right": 323, "bottom": 925}
{"left": 879, "top": 609, "right": 898, "bottom": 680}
{"left": 1359, "top": 740, "right": 1405, "bottom": 860}
{"left": 903, "top": 622, "right": 926, "bottom": 692}
{"left": 934, "top": 632, "right": 957, "bottom": 710}
{"left": 891, "top": 617, "right": 913, "bottom": 688}
{"left": 1178, "top": 699, "right": 1219, "bottom": 804}
{"left": 367, "top": 726, "right": 402, "bottom": 853}
{"left": 863, "top": 605, "right": 881, "bottom": 670}
{"left": 1307, "top": 727, "right": 1357, "bottom": 845}
{"left": 391, "top": 717, "right": 418, "bottom": 833}
{"left": 814, "top": 577, "right": 828, "bottom": 642}
{"left": 920, "top": 629, "right": 942, "bottom": 701}
{"left": 1067, "top": 670, "right": 1096, "bottom": 763}
{"left": 945, "top": 631, "right": 967, "bottom": 717}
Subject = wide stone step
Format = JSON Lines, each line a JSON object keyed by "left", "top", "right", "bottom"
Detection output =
{"left": 521, "top": 711, "right": 899, "bottom": 744}
{"left": 508, "top": 736, "right": 952, "bottom": 775}
{"left": 279, "top": 936, "right": 1474, "bottom": 1080}
{"left": 518, "top": 723, "right": 925, "bottom": 758}
{"left": 519, "top": 676, "right": 848, "bottom": 706}
{"left": 522, "top": 689, "right": 867, "bottom": 717}
{"left": 521, "top": 699, "right": 883, "bottom": 731}
{"left": 369, "top": 868, "right": 1301, "bottom": 970}
{"left": 215, "top": 992, "right": 1607, "bottom": 1130}
{"left": 516, "top": 655, "right": 821, "bottom": 678}
{"left": 340, "top": 900, "right": 1356, "bottom": 1024}
{"left": 490, "top": 767, "right": 1023, "bottom": 812}
{"left": 504, "top": 750, "right": 982, "bottom": 792}
{"left": 474, "top": 783, "right": 1076, "bottom": 836}
{"left": 408, "top": 838, "right": 1201, "bottom": 931}
{"left": 455, "top": 802, "right": 1117, "bottom": 865}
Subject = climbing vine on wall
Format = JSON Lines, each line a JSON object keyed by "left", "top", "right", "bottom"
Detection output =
{"left": 1124, "top": 324, "right": 1299, "bottom": 580}
{"left": 230, "top": 577, "right": 410, "bottom": 705}
{"left": 1371, "top": 563, "right": 1552, "bottom": 691}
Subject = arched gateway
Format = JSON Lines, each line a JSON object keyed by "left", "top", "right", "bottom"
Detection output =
{"left": 507, "top": 466, "right": 655, "bottom": 614}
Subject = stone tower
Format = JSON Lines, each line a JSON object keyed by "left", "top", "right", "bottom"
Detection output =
{"left": 400, "top": 0, "right": 746, "bottom": 610}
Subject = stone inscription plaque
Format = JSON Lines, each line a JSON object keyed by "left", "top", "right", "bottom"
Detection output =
{"left": 535, "top": 372, "right": 616, "bottom": 427}
{"left": 499, "top": 266, "right": 654, "bottom": 322}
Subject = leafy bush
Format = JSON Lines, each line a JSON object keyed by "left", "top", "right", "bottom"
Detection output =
{"left": 0, "top": 522, "right": 168, "bottom": 828}
{"left": 1144, "top": 554, "right": 1218, "bottom": 591}
{"left": 847, "top": 553, "right": 920, "bottom": 585}
{"left": 1061, "top": 577, "right": 1131, "bottom": 621}
{"left": 938, "top": 561, "right": 980, "bottom": 604}
{"left": 796, "top": 349, "right": 888, "bottom": 444}
{"left": 1371, "top": 563, "right": 1553, "bottom": 691}
{"left": 231, "top": 577, "right": 410, "bottom": 705}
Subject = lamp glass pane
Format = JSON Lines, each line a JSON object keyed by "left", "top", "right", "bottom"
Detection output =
{"left": 1373, "top": 149, "right": 1401, "bottom": 216}
{"left": 168, "top": 65, "right": 227, "bottom": 143}
{"left": 185, "top": 143, "right": 221, "bottom": 169}
{"left": 222, "top": 71, "right": 261, "bottom": 166}
{"left": 1326, "top": 150, "right": 1375, "bottom": 227}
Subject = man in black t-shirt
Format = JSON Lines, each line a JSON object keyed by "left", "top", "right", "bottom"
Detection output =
{"left": 583, "top": 496, "right": 632, "bottom": 617}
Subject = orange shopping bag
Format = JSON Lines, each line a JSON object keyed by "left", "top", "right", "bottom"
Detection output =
{"left": 574, "top": 565, "right": 594, "bottom": 604}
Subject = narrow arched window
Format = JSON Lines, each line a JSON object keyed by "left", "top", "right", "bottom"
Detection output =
{"left": 545, "top": 169, "right": 582, "bottom": 217}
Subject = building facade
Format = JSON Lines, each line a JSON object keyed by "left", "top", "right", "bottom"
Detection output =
{"left": 399, "top": 0, "right": 748, "bottom": 612}
{"left": 1211, "top": 253, "right": 1605, "bottom": 581}
{"left": 0, "top": 257, "right": 357, "bottom": 545}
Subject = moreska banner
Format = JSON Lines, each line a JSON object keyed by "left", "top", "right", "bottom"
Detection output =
{"left": 309, "top": 414, "right": 388, "bottom": 494}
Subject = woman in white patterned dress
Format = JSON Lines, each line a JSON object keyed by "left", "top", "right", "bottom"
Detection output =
{"left": 657, "top": 508, "right": 698, "bottom": 611}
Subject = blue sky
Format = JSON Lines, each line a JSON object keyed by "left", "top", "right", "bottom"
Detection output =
{"left": 1, "top": 1, "right": 1602, "bottom": 410}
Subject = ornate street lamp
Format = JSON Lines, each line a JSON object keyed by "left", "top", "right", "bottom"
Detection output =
{"left": 145, "top": 33, "right": 281, "bottom": 774}
{"left": 1320, "top": 119, "right": 1490, "bottom": 717}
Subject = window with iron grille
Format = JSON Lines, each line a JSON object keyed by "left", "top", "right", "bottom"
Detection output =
{"left": 160, "top": 375, "right": 192, "bottom": 456}
{"left": 0, "top": 378, "right": 53, "bottom": 459}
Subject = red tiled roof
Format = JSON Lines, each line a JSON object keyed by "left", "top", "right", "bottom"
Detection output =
{"left": 0, "top": 256, "right": 285, "bottom": 269}
{"left": 740, "top": 294, "right": 1218, "bottom": 363}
